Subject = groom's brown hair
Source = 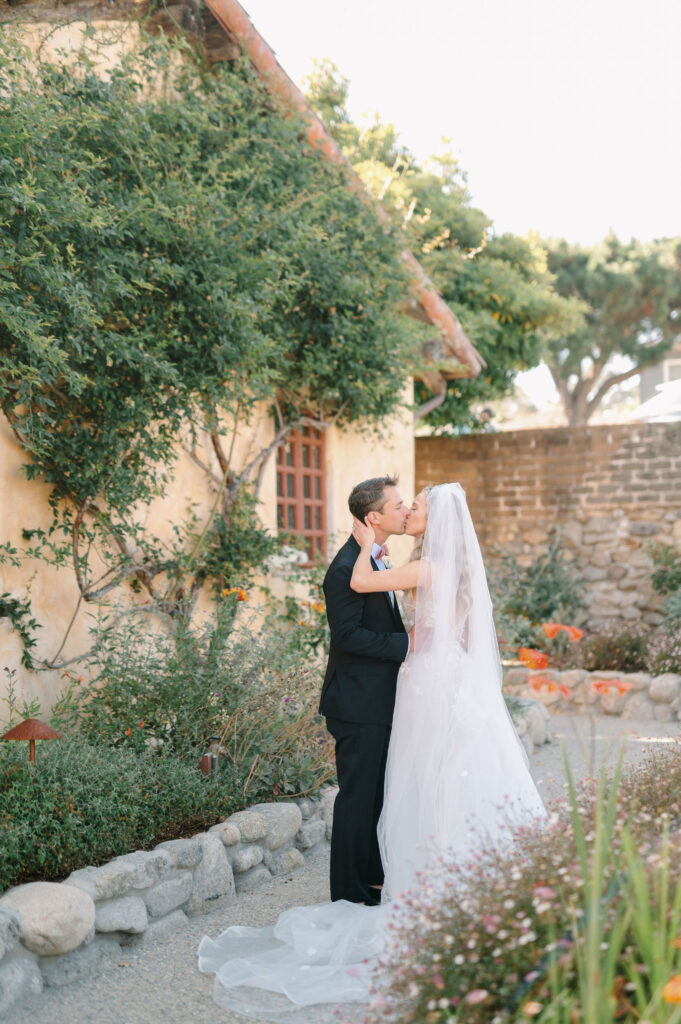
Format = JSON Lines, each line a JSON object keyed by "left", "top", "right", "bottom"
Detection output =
{"left": 348, "top": 475, "right": 399, "bottom": 522}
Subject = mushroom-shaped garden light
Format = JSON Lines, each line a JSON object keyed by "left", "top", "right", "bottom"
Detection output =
{"left": 0, "top": 718, "right": 61, "bottom": 762}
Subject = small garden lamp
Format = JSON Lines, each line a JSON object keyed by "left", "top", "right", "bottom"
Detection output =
{"left": 0, "top": 717, "right": 61, "bottom": 762}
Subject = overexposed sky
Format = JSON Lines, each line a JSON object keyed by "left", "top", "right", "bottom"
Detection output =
{"left": 243, "top": 0, "right": 681, "bottom": 245}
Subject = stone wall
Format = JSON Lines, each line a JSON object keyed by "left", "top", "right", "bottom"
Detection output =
{"left": 0, "top": 790, "right": 336, "bottom": 1016}
{"left": 416, "top": 422, "right": 681, "bottom": 627}
{"left": 504, "top": 667, "right": 681, "bottom": 721}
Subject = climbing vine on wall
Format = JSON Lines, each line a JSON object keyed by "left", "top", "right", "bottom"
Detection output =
{"left": 0, "top": 33, "right": 417, "bottom": 658}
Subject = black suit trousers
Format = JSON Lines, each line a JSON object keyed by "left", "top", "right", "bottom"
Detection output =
{"left": 326, "top": 716, "right": 391, "bottom": 904}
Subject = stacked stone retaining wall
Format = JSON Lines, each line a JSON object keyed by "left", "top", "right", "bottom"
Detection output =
{"left": 504, "top": 667, "right": 681, "bottom": 720}
{"left": 416, "top": 422, "right": 681, "bottom": 628}
{"left": 0, "top": 790, "right": 337, "bottom": 1016}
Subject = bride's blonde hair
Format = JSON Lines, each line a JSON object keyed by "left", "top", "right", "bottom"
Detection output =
{"left": 409, "top": 485, "right": 472, "bottom": 623}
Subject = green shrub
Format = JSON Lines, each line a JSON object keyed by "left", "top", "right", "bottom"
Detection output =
{"left": 50, "top": 605, "right": 335, "bottom": 805}
{"left": 650, "top": 543, "right": 681, "bottom": 635}
{"left": 490, "top": 541, "right": 584, "bottom": 649}
{"left": 54, "top": 603, "right": 318, "bottom": 757}
{"left": 261, "top": 557, "right": 330, "bottom": 659}
{"left": 576, "top": 626, "right": 649, "bottom": 673}
{"left": 650, "top": 542, "right": 681, "bottom": 597}
{"left": 661, "top": 587, "right": 681, "bottom": 631}
{"left": 0, "top": 739, "right": 236, "bottom": 891}
{"left": 647, "top": 631, "right": 681, "bottom": 676}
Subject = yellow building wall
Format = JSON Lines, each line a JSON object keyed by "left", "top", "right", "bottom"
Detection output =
{"left": 0, "top": 382, "right": 415, "bottom": 716}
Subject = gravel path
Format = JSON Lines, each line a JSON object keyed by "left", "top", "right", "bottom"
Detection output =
{"left": 7, "top": 714, "right": 678, "bottom": 1024}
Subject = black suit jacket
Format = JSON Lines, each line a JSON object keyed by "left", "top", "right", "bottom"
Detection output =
{"left": 319, "top": 535, "right": 409, "bottom": 725}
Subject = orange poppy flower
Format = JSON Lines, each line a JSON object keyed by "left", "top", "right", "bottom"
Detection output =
{"left": 565, "top": 626, "right": 584, "bottom": 642}
{"left": 124, "top": 727, "right": 132, "bottom": 736}
{"left": 593, "top": 678, "right": 631, "bottom": 697}
{"left": 663, "top": 975, "right": 681, "bottom": 1003}
{"left": 541, "top": 623, "right": 584, "bottom": 642}
{"left": 518, "top": 648, "right": 549, "bottom": 670}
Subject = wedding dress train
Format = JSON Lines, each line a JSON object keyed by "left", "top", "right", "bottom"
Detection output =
{"left": 198, "top": 484, "right": 547, "bottom": 1020}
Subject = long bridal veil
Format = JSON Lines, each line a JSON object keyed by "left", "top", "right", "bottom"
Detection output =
{"left": 378, "top": 483, "right": 546, "bottom": 901}
{"left": 198, "top": 483, "right": 546, "bottom": 1020}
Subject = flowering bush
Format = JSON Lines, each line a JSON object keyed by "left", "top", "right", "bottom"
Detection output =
{"left": 648, "top": 631, "right": 681, "bottom": 676}
{"left": 262, "top": 557, "right": 330, "bottom": 658}
{"left": 368, "top": 745, "right": 681, "bottom": 1024}
{"left": 571, "top": 626, "right": 650, "bottom": 673}
{"left": 490, "top": 543, "right": 585, "bottom": 653}
{"left": 51, "top": 598, "right": 335, "bottom": 800}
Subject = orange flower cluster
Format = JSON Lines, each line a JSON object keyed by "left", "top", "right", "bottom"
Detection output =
{"left": 592, "top": 679, "right": 633, "bottom": 697}
{"left": 663, "top": 975, "right": 681, "bottom": 1003}
{"left": 223, "top": 587, "right": 248, "bottom": 602}
{"left": 541, "top": 622, "right": 584, "bottom": 642}
{"left": 517, "top": 648, "right": 549, "bottom": 670}
{"left": 528, "top": 675, "right": 569, "bottom": 700}
{"left": 530, "top": 676, "right": 571, "bottom": 698}
{"left": 301, "top": 600, "right": 325, "bottom": 615}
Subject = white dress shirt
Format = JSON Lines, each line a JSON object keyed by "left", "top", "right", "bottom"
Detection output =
{"left": 371, "top": 541, "right": 395, "bottom": 607}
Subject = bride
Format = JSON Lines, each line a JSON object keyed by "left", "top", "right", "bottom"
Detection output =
{"left": 198, "top": 483, "right": 546, "bottom": 1020}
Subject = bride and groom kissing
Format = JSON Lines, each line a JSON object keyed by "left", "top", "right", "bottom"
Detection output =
{"left": 199, "top": 476, "right": 547, "bottom": 1016}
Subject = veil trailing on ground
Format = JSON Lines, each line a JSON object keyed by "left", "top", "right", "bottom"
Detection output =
{"left": 379, "top": 482, "right": 546, "bottom": 900}
{"left": 198, "top": 482, "right": 546, "bottom": 1021}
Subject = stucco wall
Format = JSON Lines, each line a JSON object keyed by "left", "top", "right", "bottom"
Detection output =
{"left": 416, "top": 422, "right": 681, "bottom": 627}
{"left": 0, "top": 384, "right": 414, "bottom": 713}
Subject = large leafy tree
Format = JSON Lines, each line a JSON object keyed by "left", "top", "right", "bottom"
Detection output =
{"left": 305, "top": 61, "right": 581, "bottom": 430}
{"left": 544, "top": 236, "right": 681, "bottom": 424}
{"left": 0, "top": 37, "right": 416, "bottom": 633}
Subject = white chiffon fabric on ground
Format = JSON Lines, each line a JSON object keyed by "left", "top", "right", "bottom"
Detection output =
{"left": 197, "top": 900, "right": 387, "bottom": 1021}
{"left": 198, "top": 483, "right": 547, "bottom": 1021}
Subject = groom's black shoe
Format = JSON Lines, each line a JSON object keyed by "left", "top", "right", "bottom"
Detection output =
{"left": 364, "top": 886, "right": 382, "bottom": 907}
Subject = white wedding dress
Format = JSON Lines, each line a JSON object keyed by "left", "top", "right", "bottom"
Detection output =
{"left": 198, "top": 484, "right": 547, "bottom": 1020}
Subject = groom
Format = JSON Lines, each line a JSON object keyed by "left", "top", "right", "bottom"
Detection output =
{"left": 319, "top": 475, "right": 410, "bottom": 905}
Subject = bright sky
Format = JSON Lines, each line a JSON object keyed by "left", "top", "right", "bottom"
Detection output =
{"left": 243, "top": 0, "right": 681, "bottom": 246}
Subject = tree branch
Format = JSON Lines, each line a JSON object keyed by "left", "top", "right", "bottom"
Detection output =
{"left": 586, "top": 363, "right": 644, "bottom": 416}
{"left": 237, "top": 424, "right": 293, "bottom": 489}
{"left": 186, "top": 446, "right": 221, "bottom": 485}
{"left": 72, "top": 500, "right": 171, "bottom": 603}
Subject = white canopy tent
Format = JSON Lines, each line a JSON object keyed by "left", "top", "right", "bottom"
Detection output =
{"left": 632, "top": 378, "right": 681, "bottom": 422}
